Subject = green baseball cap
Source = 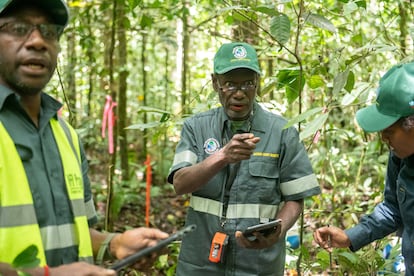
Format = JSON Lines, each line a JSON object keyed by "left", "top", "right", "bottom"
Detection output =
{"left": 356, "top": 62, "right": 414, "bottom": 132}
{"left": 214, "top": 42, "right": 261, "bottom": 75}
{"left": 0, "top": 0, "right": 69, "bottom": 27}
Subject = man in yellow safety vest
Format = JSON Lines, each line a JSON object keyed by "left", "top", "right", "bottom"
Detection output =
{"left": 0, "top": 0, "right": 168, "bottom": 275}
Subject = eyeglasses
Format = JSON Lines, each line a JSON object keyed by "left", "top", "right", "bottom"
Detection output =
{"left": 217, "top": 80, "right": 257, "bottom": 94}
{"left": 0, "top": 22, "right": 64, "bottom": 40}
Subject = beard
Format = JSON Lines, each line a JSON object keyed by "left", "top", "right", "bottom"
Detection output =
{"left": 10, "top": 78, "right": 48, "bottom": 95}
{"left": 0, "top": 57, "right": 55, "bottom": 96}
{"left": 1, "top": 68, "right": 54, "bottom": 96}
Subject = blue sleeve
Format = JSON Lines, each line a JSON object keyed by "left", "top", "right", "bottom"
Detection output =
{"left": 345, "top": 153, "right": 401, "bottom": 251}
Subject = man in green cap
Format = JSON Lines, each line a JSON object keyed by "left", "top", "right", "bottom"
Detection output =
{"left": 0, "top": 0, "right": 168, "bottom": 275}
{"left": 314, "top": 62, "right": 414, "bottom": 274}
{"left": 168, "top": 42, "right": 321, "bottom": 275}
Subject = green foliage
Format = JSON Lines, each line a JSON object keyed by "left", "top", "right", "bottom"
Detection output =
{"left": 270, "top": 13, "right": 291, "bottom": 45}
{"left": 276, "top": 68, "right": 305, "bottom": 104}
{"left": 12, "top": 245, "right": 40, "bottom": 270}
{"left": 9, "top": 245, "right": 41, "bottom": 276}
{"left": 153, "top": 242, "right": 181, "bottom": 275}
{"left": 56, "top": 0, "right": 413, "bottom": 274}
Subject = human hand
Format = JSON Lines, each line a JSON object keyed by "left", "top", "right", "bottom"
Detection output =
{"left": 111, "top": 227, "right": 169, "bottom": 269}
{"left": 0, "top": 262, "right": 19, "bottom": 276}
{"left": 313, "top": 225, "right": 351, "bottom": 252}
{"left": 49, "top": 262, "right": 116, "bottom": 276}
{"left": 235, "top": 226, "right": 282, "bottom": 250}
{"left": 221, "top": 133, "right": 260, "bottom": 163}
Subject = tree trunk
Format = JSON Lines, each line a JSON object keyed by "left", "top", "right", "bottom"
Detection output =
{"left": 117, "top": 0, "right": 130, "bottom": 181}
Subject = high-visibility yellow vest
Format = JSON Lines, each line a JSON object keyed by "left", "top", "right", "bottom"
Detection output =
{"left": 0, "top": 118, "right": 93, "bottom": 266}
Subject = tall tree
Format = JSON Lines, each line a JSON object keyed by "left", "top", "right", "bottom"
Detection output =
{"left": 117, "top": 0, "right": 130, "bottom": 181}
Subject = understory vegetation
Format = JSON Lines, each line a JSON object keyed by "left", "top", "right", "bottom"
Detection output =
{"left": 49, "top": 0, "right": 414, "bottom": 275}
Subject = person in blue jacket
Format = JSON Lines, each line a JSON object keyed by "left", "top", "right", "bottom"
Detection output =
{"left": 314, "top": 62, "right": 414, "bottom": 275}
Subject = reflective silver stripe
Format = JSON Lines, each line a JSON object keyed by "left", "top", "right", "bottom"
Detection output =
{"left": 172, "top": 150, "right": 197, "bottom": 166}
{"left": 40, "top": 223, "right": 77, "bottom": 250}
{"left": 84, "top": 198, "right": 97, "bottom": 220}
{"left": 190, "top": 196, "right": 223, "bottom": 217}
{"left": 72, "top": 198, "right": 87, "bottom": 217}
{"left": 79, "top": 256, "right": 94, "bottom": 263}
{"left": 226, "top": 203, "right": 278, "bottom": 219}
{"left": 280, "top": 174, "right": 319, "bottom": 196}
{"left": 0, "top": 205, "right": 37, "bottom": 227}
{"left": 189, "top": 196, "right": 279, "bottom": 219}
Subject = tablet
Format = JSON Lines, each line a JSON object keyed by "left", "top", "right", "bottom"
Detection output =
{"left": 110, "top": 224, "right": 196, "bottom": 271}
{"left": 242, "top": 219, "right": 282, "bottom": 239}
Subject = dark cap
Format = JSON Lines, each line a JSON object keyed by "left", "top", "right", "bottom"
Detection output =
{"left": 0, "top": 0, "right": 69, "bottom": 27}
{"left": 356, "top": 62, "right": 414, "bottom": 132}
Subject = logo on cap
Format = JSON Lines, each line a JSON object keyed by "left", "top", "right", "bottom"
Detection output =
{"left": 233, "top": 46, "right": 248, "bottom": 59}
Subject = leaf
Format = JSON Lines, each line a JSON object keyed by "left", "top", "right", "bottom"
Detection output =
{"left": 276, "top": 69, "right": 305, "bottom": 104}
{"left": 252, "top": 5, "right": 280, "bottom": 16}
{"left": 136, "top": 106, "right": 171, "bottom": 114}
{"left": 308, "top": 75, "right": 325, "bottom": 89}
{"left": 232, "top": 11, "right": 249, "bottom": 22}
{"left": 332, "top": 69, "right": 350, "bottom": 96}
{"left": 343, "top": 2, "right": 358, "bottom": 16}
{"left": 270, "top": 13, "right": 291, "bottom": 45}
{"left": 303, "top": 13, "right": 336, "bottom": 33}
{"left": 140, "top": 14, "right": 154, "bottom": 28}
{"left": 126, "top": 122, "right": 162, "bottom": 130}
{"left": 128, "top": 0, "right": 143, "bottom": 10}
{"left": 344, "top": 70, "right": 355, "bottom": 92}
{"left": 259, "top": 79, "right": 278, "bottom": 97}
{"left": 12, "top": 245, "right": 40, "bottom": 269}
{"left": 341, "top": 82, "right": 370, "bottom": 106}
{"left": 355, "top": 0, "right": 367, "bottom": 8}
{"left": 315, "top": 250, "right": 330, "bottom": 269}
{"left": 276, "top": 69, "right": 295, "bottom": 89}
{"left": 286, "top": 75, "right": 305, "bottom": 104}
{"left": 160, "top": 113, "right": 170, "bottom": 123}
{"left": 283, "top": 107, "right": 324, "bottom": 129}
{"left": 338, "top": 251, "right": 359, "bottom": 264}
{"left": 299, "top": 113, "right": 329, "bottom": 141}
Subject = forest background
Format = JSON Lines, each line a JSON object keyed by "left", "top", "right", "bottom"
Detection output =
{"left": 47, "top": 0, "right": 413, "bottom": 275}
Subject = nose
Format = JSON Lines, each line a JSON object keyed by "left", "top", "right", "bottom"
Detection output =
{"left": 24, "top": 28, "right": 48, "bottom": 49}
{"left": 233, "top": 88, "right": 246, "bottom": 97}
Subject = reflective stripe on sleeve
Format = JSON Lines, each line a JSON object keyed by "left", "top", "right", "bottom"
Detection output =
{"left": 189, "top": 196, "right": 278, "bottom": 219}
{"left": 79, "top": 256, "right": 94, "bottom": 263}
{"left": 172, "top": 150, "right": 198, "bottom": 167}
{"left": 280, "top": 174, "right": 319, "bottom": 196}
{"left": 84, "top": 198, "right": 97, "bottom": 220}
{"left": 71, "top": 198, "right": 87, "bottom": 217}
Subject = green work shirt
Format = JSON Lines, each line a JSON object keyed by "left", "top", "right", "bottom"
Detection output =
{"left": 168, "top": 102, "right": 321, "bottom": 275}
{"left": 0, "top": 85, "right": 97, "bottom": 266}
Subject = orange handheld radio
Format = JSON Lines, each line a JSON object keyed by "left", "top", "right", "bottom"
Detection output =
{"left": 209, "top": 232, "right": 229, "bottom": 263}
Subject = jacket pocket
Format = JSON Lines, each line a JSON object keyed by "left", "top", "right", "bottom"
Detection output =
{"left": 248, "top": 156, "right": 280, "bottom": 203}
